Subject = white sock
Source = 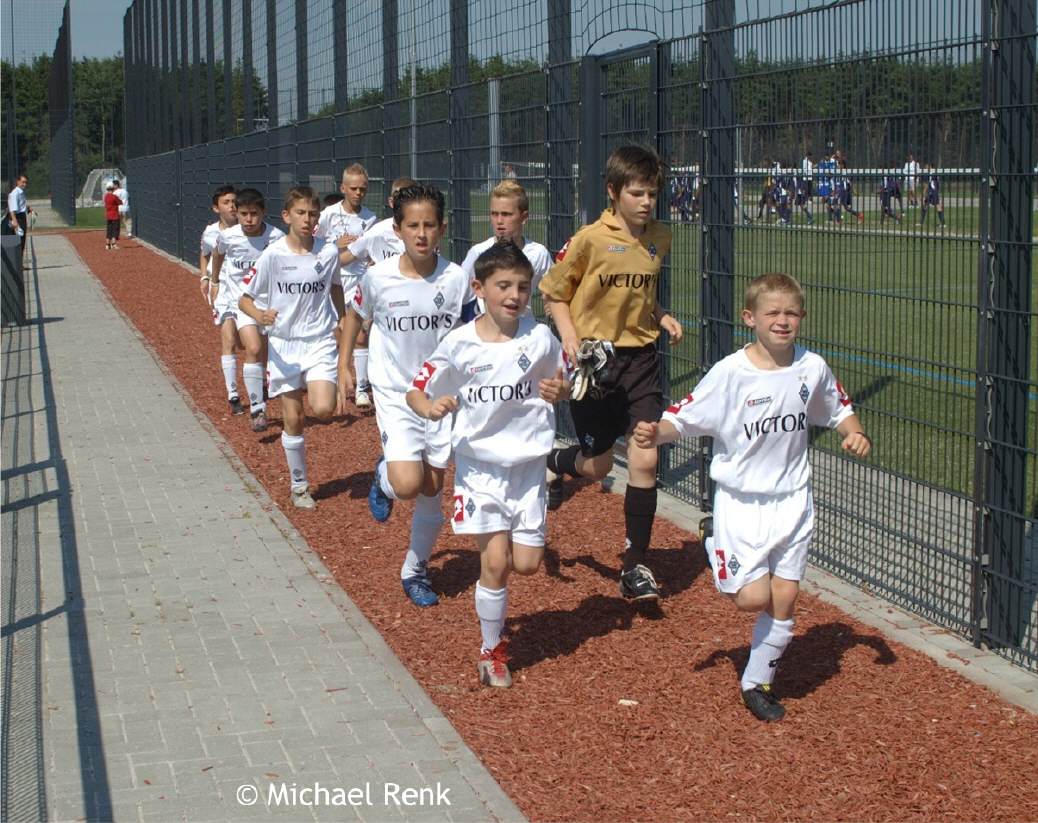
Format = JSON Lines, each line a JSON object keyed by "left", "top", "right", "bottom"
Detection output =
{"left": 354, "top": 348, "right": 369, "bottom": 391}
{"left": 377, "top": 458, "right": 399, "bottom": 500}
{"left": 221, "top": 355, "right": 238, "bottom": 399}
{"left": 740, "top": 614, "right": 794, "bottom": 690}
{"left": 281, "top": 432, "right": 308, "bottom": 492}
{"left": 400, "top": 493, "right": 444, "bottom": 580}
{"left": 243, "top": 362, "right": 266, "bottom": 413}
{"left": 474, "top": 583, "right": 508, "bottom": 653}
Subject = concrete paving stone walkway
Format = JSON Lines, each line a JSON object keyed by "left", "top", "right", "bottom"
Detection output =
{"left": 1, "top": 234, "right": 525, "bottom": 822}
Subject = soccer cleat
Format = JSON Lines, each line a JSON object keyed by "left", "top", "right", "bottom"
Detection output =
{"left": 250, "top": 409, "right": 268, "bottom": 432}
{"left": 229, "top": 396, "right": 246, "bottom": 415}
{"left": 291, "top": 488, "right": 317, "bottom": 510}
{"left": 401, "top": 572, "right": 439, "bottom": 607}
{"left": 367, "top": 458, "right": 393, "bottom": 522}
{"left": 477, "top": 641, "right": 512, "bottom": 688}
{"left": 355, "top": 387, "right": 372, "bottom": 409}
{"left": 619, "top": 564, "right": 660, "bottom": 601}
{"left": 546, "top": 468, "right": 564, "bottom": 511}
{"left": 741, "top": 684, "right": 786, "bottom": 722}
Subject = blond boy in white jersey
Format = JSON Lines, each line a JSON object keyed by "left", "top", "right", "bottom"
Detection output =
{"left": 239, "top": 186, "right": 345, "bottom": 510}
{"left": 198, "top": 185, "right": 242, "bottom": 413}
{"left": 337, "top": 184, "right": 477, "bottom": 608}
{"left": 209, "top": 188, "right": 285, "bottom": 432}
{"left": 338, "top": 176, "right": 417, "bottom": 409}
{"left": 459, "top": 179, "right": 553, "bottom": 310}
{"left": 408, "top": 242, "right": 569, "bottom": 688}
{"left": 633, "top": 273, "right": 872, "bottom": 722}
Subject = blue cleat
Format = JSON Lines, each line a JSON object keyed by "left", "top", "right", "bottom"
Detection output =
{"left": 402, "top": 572, "right": 439, "bottom": 608}
{"left": 368, "top": 458, "right": 393, "bottom": 522}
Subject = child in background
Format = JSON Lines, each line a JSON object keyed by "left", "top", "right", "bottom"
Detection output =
{"left": 199, "top": 185, "right": 242, "bottom": 411}
{"left": 103, "top": 182, "right": 122, "bottom": 250}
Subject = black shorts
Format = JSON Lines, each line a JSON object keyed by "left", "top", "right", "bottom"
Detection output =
{"left": 568, "top": 343, "right": 662, "bottom": 457}
{"left": 106, "top": 219, "right": 120, "bottom": 240}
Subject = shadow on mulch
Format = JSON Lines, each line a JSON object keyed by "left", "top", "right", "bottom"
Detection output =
{"left": 695, "top": 621, "right": 898, "bottom": 699}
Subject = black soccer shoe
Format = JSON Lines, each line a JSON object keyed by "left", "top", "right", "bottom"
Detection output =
{"left": 619, "top": 564, "right": 660, "bottom": 601}
{"left": 741, "top": 684, "right": 786, "bottom": 722}
{"left": 228, "top": 396, "right": 246, "bottom": 416}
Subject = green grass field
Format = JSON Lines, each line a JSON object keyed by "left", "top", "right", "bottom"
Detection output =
{"left": 75, "top": 207, "right": 107, "bottom": 227}
{"left": 464, "top": 195, "right": 1037, "bottom": 501}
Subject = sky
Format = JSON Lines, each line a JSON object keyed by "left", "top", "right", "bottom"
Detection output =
{"left": 1, "top": 0, "right": 131, "bottom": 64}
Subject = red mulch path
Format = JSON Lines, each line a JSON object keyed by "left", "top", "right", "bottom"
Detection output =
{"left": 67, "top": 231, "right": 1038, "bottom": 822}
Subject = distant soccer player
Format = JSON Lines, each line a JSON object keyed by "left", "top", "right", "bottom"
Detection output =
{"left": 633, "top": 273, "right": 871, "bottom": 721}
{"left": 878, "top": 168, "right": 902, "bottom": 225}
{"left": 337, "top": 184, "right": 476, "bottom": 608}
{"left": 199, "top": 185, "right": 241, "bottom": 412}
{"left": 903, "top": 153, "right": 921, "bottom": 208}
{"left": 407, "top": 242, "right": 570, "bottom": 687}
{"left": 209, "top": 188, "right": 285, "bottom": 431}
{"left": 338, "top": 176, "right": 418, "bottom": 409}
{"left": 459, "top": 179, "right": 552, "bottom": 313}
{"left": 919, "top": 163, "right": 945, "bottom": 229}
{"left": 239, "top": 186, "right": 345, "bottom": 509}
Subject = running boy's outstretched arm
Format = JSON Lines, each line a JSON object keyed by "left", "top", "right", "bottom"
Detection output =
{"left": 405, "top": 389, "right": 458, "bottom": 421}
{"left": 836, "top": 415, "right": 871, "bottom": 457}
{"left": 238, "top": 294, "right": 277, "bottom": 326}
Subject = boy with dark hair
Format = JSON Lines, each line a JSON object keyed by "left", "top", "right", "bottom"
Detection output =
{"left": 408, "top": 241, "right": 569, "bottom": 687}
{"left": 199, "top": 185, "right": 241, "bottom": 411}
{"left": 209, "top": 188, "right": 285, "bottom": 431}
{"left": 540, "top": 144, "right": 683, "bottom": 602}
{"left": 634, "top": 273, "right": 871, "bottom": 721}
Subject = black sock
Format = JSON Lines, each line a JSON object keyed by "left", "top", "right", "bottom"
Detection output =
{"left": 547, "top": 445, "right": 580, "bottom": 479}
{"left": 622, "top": 485, "right": 657, "bottom": 571}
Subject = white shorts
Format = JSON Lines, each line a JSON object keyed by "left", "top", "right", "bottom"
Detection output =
{"left": 211, "top": 281, "right": 236, "bottom": 326}
{"left": 450, "top": 455, "right": 547, "bottom": 546}
{"left": 266, "top": 335, "right": 338, "bottom": 397}
{"left": 706, "top": 485, "right": 814, "bottom": 594}
{"left": 372, "top": 384, "right": 451, "bottom": 469}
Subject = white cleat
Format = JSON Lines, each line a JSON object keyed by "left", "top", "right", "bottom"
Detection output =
{"left": 355, "top": 389, "right": 372, "bottom": 409}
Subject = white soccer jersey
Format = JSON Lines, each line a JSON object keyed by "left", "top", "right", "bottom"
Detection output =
{"left": 460, "top": 236, "right": 553, "bottom": 296}
{"left": 243, "top": 236, "right": 342, "bottom": 340}
{"left": 315, "top": 203, "right": 377, "bottom": 241}
{"left": 413, "top": 316, "right": 563, "bottom": 467}
{"left": 216, "top": 223, "right": 285, "bottom": 304}
{"left": 351, "top": 254, "right": 473, "bottom": 392}
{"left": 662, "top": 345, "right": 854, "bottom": 495}
{"left": 346, "top": 217, "right": 402, "bottom": 265}
{"left": 200, "top": 221, "right": 222, "bottom": 275}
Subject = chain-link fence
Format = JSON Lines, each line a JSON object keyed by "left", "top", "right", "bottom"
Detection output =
{"left": 124, "top": 0, "right": 1037, "bottom": 672}
{"left": 48, "top": 0, "right": 75, "bottom": 225}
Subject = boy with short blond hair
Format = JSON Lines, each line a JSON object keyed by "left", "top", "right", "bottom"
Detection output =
{"left": 540, "top": 144, "right": 683, "bottom": 602}
{"left": 633, "top": 272, "right": 871, "bottom": 721}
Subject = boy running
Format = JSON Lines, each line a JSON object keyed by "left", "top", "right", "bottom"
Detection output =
{"left": 540, "top": 145, "right": 683, "bottom": 602}
{"left": 337, "top": 184, "right": 476, "bottom": 608}
{"left": 198, "top": 185, "right": 241, "bottom": 412}
{"left": 407, "top": 242, "right": 569, "bottom": 687}
{"left": 919, "top": 164, "right": 945, "bottom": 228}
{"left": 210, "top": 188, "right": 285, "bottom": 431}
{"left": 459, "top": 179, "right": 552, "bottom": 307}
{"left": 633, "top": 273, "right": 871, "bottom": 721}
{"left": 239, "top": 186, "right": 345, "bottom": 509}
{"left": 338, "top": 176, "right": 418, "bottom": 409}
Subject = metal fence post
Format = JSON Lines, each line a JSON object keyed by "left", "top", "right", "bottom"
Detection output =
{"left": 382, "top": 0, "right": 399, "bottom": 183}
{"left": 295, "top": 0, "right": 308, "bottom": 122}
{"left": 242, "top": 0, "right": 254, "bottom": 133}
{"left": 333, "top": 0, "right": 348, "bottom": 113}
{"left": 191, "top": 0, "right": 201, "bottom": 145}
{"left": 975, "top": 0, "right": 1036, "bottom": 652}
{"left": 449, "top": 0, "right": 470, "bottom": 263}
{"left": 223, "top": 0, "right": 233, "bottom": 137}
{"left": 266, "top": 0, "right": 278, "bottom": 128}
{"left": 205, "top": 0, "right": 215, "bottom": 142}
{"left": 578, "top": 57, "right": 601, "bottom": 226}
{"left": 698, "top": 1, "right": 735, "bottom": 512}
{"left": 546, "top": 0, "right": 573, "bottom": 255}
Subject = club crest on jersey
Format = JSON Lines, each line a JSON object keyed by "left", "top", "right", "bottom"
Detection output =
{"left": 314, "top": 260, "right": 324, "bottom": 274}
{"left": 799, "top": 383, "right": 810, "bottom": 404}
{"left": 517, "top": 352, "right": 531, "bottom": 371}
{"left": 465, "top": 498, "right": 477, "bottom": 517}
{"left": 727, "top": 555, "right": 740, "bottom": 575}
{"left": 666, "top": 393, "right": 693, "bottom": 414}
{"left": 381, "top": 431, "right": 388, "bottom": 445}
{"left": 433, "top": 291, "right": 445, "bottom": 309}
{"left": 648, "top": 243, "right": 657, "bottom": 260}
